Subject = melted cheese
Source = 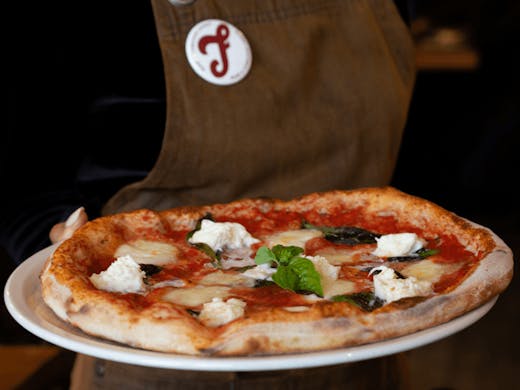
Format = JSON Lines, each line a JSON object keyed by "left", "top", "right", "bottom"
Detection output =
{"left": 114, "top": 240, "right": 178, "bottom": 266}
{"left": 317, "top": 247, "right": 376, "bottom": 265}
{"left": 162, "top": 286, "right": 230, "bottom": 307}
{"left": 323, "top": 279, "right": 357, "bottom": 298}
{"left": 265, "top": 229, "right": 322, "bottom": 248}
{"left": 306, "top": 255, "right": 356, "bottom": 299}
{"left": 402, "top": 259, "right": 462, "bottom": 284}
{"left": 198, "top": 270, "right": 255, "bottom": 288}
{"left": 241, "top": 264, "right": 276, "bottom": 281}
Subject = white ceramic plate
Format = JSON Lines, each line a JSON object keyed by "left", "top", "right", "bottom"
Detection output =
{"left": 4, "top": 244, "right": 497, "bottom": 371}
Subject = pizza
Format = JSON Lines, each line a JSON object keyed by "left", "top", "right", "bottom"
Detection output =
{"left": 40, "top": 187, "right": 513, "bottom": 356}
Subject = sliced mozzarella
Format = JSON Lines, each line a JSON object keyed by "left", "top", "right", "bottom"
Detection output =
{"left": 370, "top": 266, "right": 432, "bottom": 303}
{"left": 323, "top": 279, "right": 357, "bottom": 299}
{"left": 162, "top": 286, "right": 230, "bottom": 307}
{"left": 283, "top": 306, "right": 310, "bottom": 312}
{"left": 89, "top": 255, "right": 146, "bottom": 294}
{"left": 151, "top": 279, "right": 186, "bottom": 289}
{"left": 264, "top": 229, "right": 322, "bottom": 248}
{"left": 316, "top": 247, "right": 378, "bottom": 266}
{"left": 221, "top": 247, "right": 256, "bottom": 269}
{"left": 241, "top": 264, "right": 276, "bottom": 281}
{"left": 221, "top": 257, "right": 256, "bottom": 270}
{"left": 198, "top": 270, "right": 255, "bottom": 288}
{"left": 307, "top": 255, "right": 339, "bottom": 280}
{"left": 114, "top": 240, "right": 178, "bottom": 266}
{"left": 402, "top": 259, "right": 461, "bottom": 284}
{"left": 306, "top": 255, "right": 345, "bottom": 299}
{"left": 198, "top": 298, "right": 246, "bottom": 327}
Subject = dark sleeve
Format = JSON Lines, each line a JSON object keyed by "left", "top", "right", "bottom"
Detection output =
{"left": 0, "top": 193, "right": 86, "bottom": 264}
{"left": 3, "top": 1, "right": 164, "bottom": 265}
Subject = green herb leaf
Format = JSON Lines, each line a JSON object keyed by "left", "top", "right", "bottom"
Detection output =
{"left": 288, "top": 257, "right": 323, "bottom": 296}
{"left": 387, "top": 248, "right": 440, "bottom": 262}
{"left": 253, "top": 279, "right": 276, "bottom": 288}
{"left": 186, "top": 214, "right": 221, "bottom": 268}
{"left": 302, "top": 221, "right": 380, "bottom": 245}
{"left": 254, "top": 246, "right": 277, "bottom": 266}
{"left": 254, "top": 245, "right": 323, "bottom": 296}
{"left": 272, "top": 265, "right": 299, "bottom": 291}
{"left": 417, "top": 248, "right": 439, "bottom": 258}
{"left": 193, "top": 243, "right": 221, "bottom": 267}
{"left": 186, "top": 309, "right": 200, "bottom": 317}
{"left": 271, "top": 245, "right": 304, "bottom": 264}
{"left": 186, "top": 213, "right": 214, "bottom": 240}
{"left": 139, "top": 264, "right": 162, "bottom": 277}
{"left": 141, "top": 264, "right": 164, "bottom": 285}
{"left": 331, "top": 291, "right": 383, "bottom": 311}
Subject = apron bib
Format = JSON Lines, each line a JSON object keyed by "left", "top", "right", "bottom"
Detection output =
{"left": 103, "top": 0, "right": 415, "bottom": 215}
{"left": 76, "top": 1, "right": 416, "bottom": 388}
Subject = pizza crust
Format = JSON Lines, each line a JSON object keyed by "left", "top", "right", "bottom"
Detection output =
{"left": 40, "top": 187, "right": 513, "bottom": 356}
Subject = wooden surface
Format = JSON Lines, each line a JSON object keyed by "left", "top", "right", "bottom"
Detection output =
{"left": 415, "top": 48, "right": 479, "bottom": 71}
{"left": 0, "top": 345, "right": 60, "bottom": 389}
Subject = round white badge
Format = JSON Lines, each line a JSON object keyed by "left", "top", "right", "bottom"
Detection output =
{"left": 185, "top": 19, "right": 252, "bottom": 86}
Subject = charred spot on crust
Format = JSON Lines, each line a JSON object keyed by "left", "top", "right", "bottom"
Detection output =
{"left": 79, "top": 304, "right": 90, "bottom": 314}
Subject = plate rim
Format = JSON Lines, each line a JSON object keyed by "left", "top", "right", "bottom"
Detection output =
{"left": 3, "top": 244, "right": 498, "bottom": 371}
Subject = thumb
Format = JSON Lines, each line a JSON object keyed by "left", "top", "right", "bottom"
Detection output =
{"left": 49, "top": 207, "right": 88, "bottom": 243}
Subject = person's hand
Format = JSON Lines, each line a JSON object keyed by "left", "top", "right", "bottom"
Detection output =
{"left": 49, "top": 207, "right": 88, "bottom": 244}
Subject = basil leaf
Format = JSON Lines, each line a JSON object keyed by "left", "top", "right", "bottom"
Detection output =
{"left": 255, "top": 246, "right": 277, "bottom": 266}
{"left": 139, "top": 264, "right": 162, "bottom": 277}
{"left": 272, "top": 258, "right": 323, "bottom": 296}
{"left": 302, "top": 221, "right": 380, "bottom": 245}
{"left": 417, "top": 248, "right": 439, "bottom": 258}
{"left": 331, "top": 291, "right": 383, "bottom": 311}
{"left": 387, "top": 248, "right": 440, "bottom": 262}
{"left": 254, "top": 245, "right": 324, "bottom": 296}
{"left": 186, "top": 214, "right": 221, "bottom": 267}
{"left": 192, "top": 242, "right": 221, "bottom": 268}
{"left": 254, "top": 279, "right": 276, "bottom": 288}
{"left": 272, "top": 265, "right": 299, "bottom": 291}
{"left": 272, "top": 245, "right": 304, "bottom": 264}
{"left": 288, "top": 257, "right": 323, "bottom": 296}
{"left": 186, "top": 213, "right": 214, "bottom": 240}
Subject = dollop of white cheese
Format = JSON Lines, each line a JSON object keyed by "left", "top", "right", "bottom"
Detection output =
{"left": 198, "top": 297, "right": 246, "bottom": 327}
{"left": 372, "top": 233, "right": 426, "bottom": 258}
{"left": 370, "top": 266, "right": 432, "bottom": 303}
{"left": 89, "top": 255, "right": 146, "bottom": 293}
{"left": 188, "top": 220, "right": 260, "bottom": 252}
{"left": 114, "top": 240, "right": 178, "bottom": 266}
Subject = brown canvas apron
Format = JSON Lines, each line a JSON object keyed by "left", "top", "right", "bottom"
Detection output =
{"left": 72, "top": 0, "right": 415, "bottom": 388}
{"left": 102, "top": 0, "right": 415, "bottom": 215}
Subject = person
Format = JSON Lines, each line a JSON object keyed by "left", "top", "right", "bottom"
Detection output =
{"left": 3, "top": 0, "right": 415, "bottom": 388}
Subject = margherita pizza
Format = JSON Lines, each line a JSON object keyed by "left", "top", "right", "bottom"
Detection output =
{"left": 40, "top": 187, "right": 513, "bottom": 356}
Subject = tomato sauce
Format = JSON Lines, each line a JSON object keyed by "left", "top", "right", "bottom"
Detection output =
{"left": 232, "top": 285, "right": 308, "bottom": 308}
{"left": 94, "top": 203, "right": 481, "bottom": 309}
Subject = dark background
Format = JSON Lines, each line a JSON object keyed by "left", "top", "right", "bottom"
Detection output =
{"left": 4, "top": 1, "right": 519, "bottom": 234}
{"left": 2, "top": 0, "right": 519, "bottom": 388}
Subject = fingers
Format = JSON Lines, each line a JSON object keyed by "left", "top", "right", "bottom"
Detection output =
{"left": 49, "top": 207, "right": 88, "bottom": 244}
